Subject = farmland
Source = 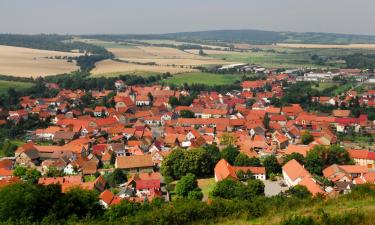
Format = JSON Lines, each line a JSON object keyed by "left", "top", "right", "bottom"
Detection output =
{"left": 276, "top": 43, "right": 375, "bottom": 49}
{"left": 0, "top": 45, "right": 81, "bottom": 77}
{"left": 163, "top": 72, "right": 242, "bottom": 86}
{"left": 0, "top": 80, "right": 34, "bottom": 95}
{"left": 91, "top": 59, "right": 197, "bottom": 76}
{"left": 91, "top": 43, "right": 229, "bottom": 76}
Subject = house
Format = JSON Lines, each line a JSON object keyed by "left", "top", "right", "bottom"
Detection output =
{"left": 284, "top": 145, "right": 311, "bottom": 157}
{"left": 127, "top": 172, "right": 161, "bottom": 198}
{"left": 323, "top": 164, "right": 368, "bottom": 182}
{"left": 99, "top": 190, "right": 122, "bottom": 208}
{"left": 332, "top": 110, "right": 351, "bottom": 118}
{"left": 114, "top": 80, "right": 125, "bottom": 90}
{"left": 115, "top": 154, "right": 154, "bottom": 173}
{"left": 94, "top": 106, "right": 109, "bottom": 117}
{"left": 348, "top": 149, "right": 375, "bottom": 168}
{"left": 35, "top": 126, "right": 61, "bottom": 140}
{"left": 282, "top": 159, "right": 310, "bottom": 187}
{"left": 214, "top": 159, "right": 266, "bottom": 182}
{"left": 282, "top": 159, "right": 324, "bottom": 196}
{"left": 135, "top": 95, "right": 151, "bottom": 106}
{"left": 15, "top": 143, "right": 40, "bottom": 167}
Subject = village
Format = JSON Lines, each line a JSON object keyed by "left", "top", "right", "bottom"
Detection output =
{"left": 0, "top": 68, "right": 374, "bottom": 209}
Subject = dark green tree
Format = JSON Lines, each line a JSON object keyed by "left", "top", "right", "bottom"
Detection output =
{"left": 262, "top": 155, "right": 281, "bottom": 176}
{"left": 220, "top": 145, "right": 240, "bottom": 165}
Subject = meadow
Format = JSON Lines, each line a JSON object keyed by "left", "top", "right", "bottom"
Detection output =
{"left": 163, "top": 72, "right": 242, "bottom": 86}
{"left": 0, "top": 45, "right": 82, "bottom": 77}
{"left": 0, "top": 80, "right": 34, "bottom": 95}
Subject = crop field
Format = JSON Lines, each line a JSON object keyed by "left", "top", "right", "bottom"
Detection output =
{"left": 189, "top": 47, "right": 375, "bottom": 69}
{"left": 163, "top": 72, "right": 242, "bottom": 86}
{"left": 0, "top": 45, "right": 81, "bottom": 77}
{"left": 134, "top": 39, "right": 230, "bottom": 50}
{"left": 190, "top": 49, "right": 321, "bottom": 68}
{"left": 277, "top": 43, "right": 375, "bottom": 49}
{"left": 91, "top": 59, "right": 197, "bottom": 76}
{"left": 0, "top": 80, "right": 34, "bottom": 95}
{"left": 92, "top": 45, "right": 229, "bottom": 76}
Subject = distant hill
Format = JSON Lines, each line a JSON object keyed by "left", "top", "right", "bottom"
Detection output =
{"left": 82, "top": 29, "right": 375, "bottom": 45}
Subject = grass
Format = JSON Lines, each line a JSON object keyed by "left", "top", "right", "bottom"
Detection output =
{"left": 197, "top": 178, "right": 216, "bottom": 200}
{"left": 0, "top": 80, "right": 34, "bottom": 95}
{"left": 90, "top": 71, "right": 161, "bottom": 78}
{"left": 83, "top": 175, "right": 96, "bottom": 182}
{"left": 311, "top": 82, "right": 338, "bottom": 91}
{"left": 164, "top": 72, "right": 242, "bottom": 86}
{"left": 9, "top": 139, "right": 26, "bottom": 147}
{"left": 214, "top": 196, "right": 375, "bottom": 225}
{"left": 208, "top": 47, "right": 375, "bottom": 69}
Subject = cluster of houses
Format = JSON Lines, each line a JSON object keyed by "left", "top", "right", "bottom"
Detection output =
{"left": 298, "top": 69, "right": 372, "bottom": 82}
{"left": 0, "top": 73, "right": 374, "bottom": 204}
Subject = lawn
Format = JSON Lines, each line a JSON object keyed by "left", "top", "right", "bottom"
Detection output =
{"left": 197, "top": 178, "right": 216, "bottom": 200}
{"left": 0, "top": 80, "right": 34, "bottom": 95}
{"left": 164, "top": 72, "right": 242, "bottom": 86}
{"left": 311, "top": 82, "right": 337, "bottom": 91}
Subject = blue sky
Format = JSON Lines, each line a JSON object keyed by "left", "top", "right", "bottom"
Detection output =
{"left": 0, "top": 0, "right": 374, "bottom": 35}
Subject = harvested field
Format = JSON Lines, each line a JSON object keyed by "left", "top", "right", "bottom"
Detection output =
{"left": 92, "top": 46, "right": 229, "bottom": 76}
{"left": 91, "top": 59, "right": 197, "bottom": 76}
{"left": 276, "top": 43, "right": 375, "bottom": 49}
{"left": 0, "top": 45, "right": 81, "bottom": 77}
{"left": 109, "top": 46, "right": 227, "bottom": 65}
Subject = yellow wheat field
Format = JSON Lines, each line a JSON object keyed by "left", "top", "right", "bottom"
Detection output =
{"left": 92, "top": 46, "right": 229, "bottom": 75}
{"left": 91, "top": 59, "right": 198, "bottom": 75}
{"left": 0, "top": 45, "right": 82, "bottom": 77}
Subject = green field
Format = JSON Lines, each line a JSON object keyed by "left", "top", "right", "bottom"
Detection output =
{"left": 208, "top": 47, "right": 375, "bottom": 69}
{"left": 90, "top": 71, "right": 161, "bottom": 78}
{"left": 311, "top": 82, "right": 338, "bottom": 91}
{"left": 164, "top": 72, "right": 242, "bottom": 86}
{"left": 0, "top": 80, "right": 34, "bottom": 95}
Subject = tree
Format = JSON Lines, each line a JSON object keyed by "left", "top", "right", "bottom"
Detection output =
{"left": 198, "top": 49, "right": 206, "bottom": 56}
{"left": 326, "top": 145, "right": 353, "bottom": 166}
{"left": 263, "top": 113, "right": 270, "bottom": 129}
{"left": 106, "top": 169, "right": 127, "bottom": 188}
{"left": 286, "top": 185, "right": 311, "bottom": 199}
{"left": 187, "top": 189, "right": 203, "bottom": 200}
{"left": 147, "top": 92, "right": 154, "bottom": 104}
{"left": 305, "top": 145, "right": 353, "bottom": 175}
{"left": 180, "top": 110, "right": 195, "bottom": 118}
{"left": 262, "top": 155, "right": 281, "bottom": 176}
{"left": 220, "top": 133, "right": 236, "bottom": 146}
{"left": 305, "top": 145, "right": 326, "bottom": 175}
{"left": 301, "top": 130, "right": 314, "bottom": 145}
{"left": 175, "top": 173, "right": 202, "bottom": 200}
{"left": 210, "top": 179, "right": 240, "bottom": 199}
{"left": 246, "top": 179, "right": 265, "bottom": 196}
{"left": 13, "top": 166, "right": 41, "bottom": 183}
{"left": 203, "top": 144, "right": 221, "bottom": 165}
{"left": 282, "top": 153, "right": 305, "bottom": 166}
{"left": 234, "top": 153, "right": 261, "bottom": 167}
{"left": 161, "top": 148, "right": 214, "bottom": 180}
{"left": 220, "top": 145, "right": 240, "bottom": 165}
{"left": 168, "top": 96, "right": 180, "bottom": 107}
{"left": 161, "top": 148, "right": 185, "bottom": 179}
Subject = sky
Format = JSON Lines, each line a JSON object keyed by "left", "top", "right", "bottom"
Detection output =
{"left": 0, "top": 0, "right": 374, "bottom": 35}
